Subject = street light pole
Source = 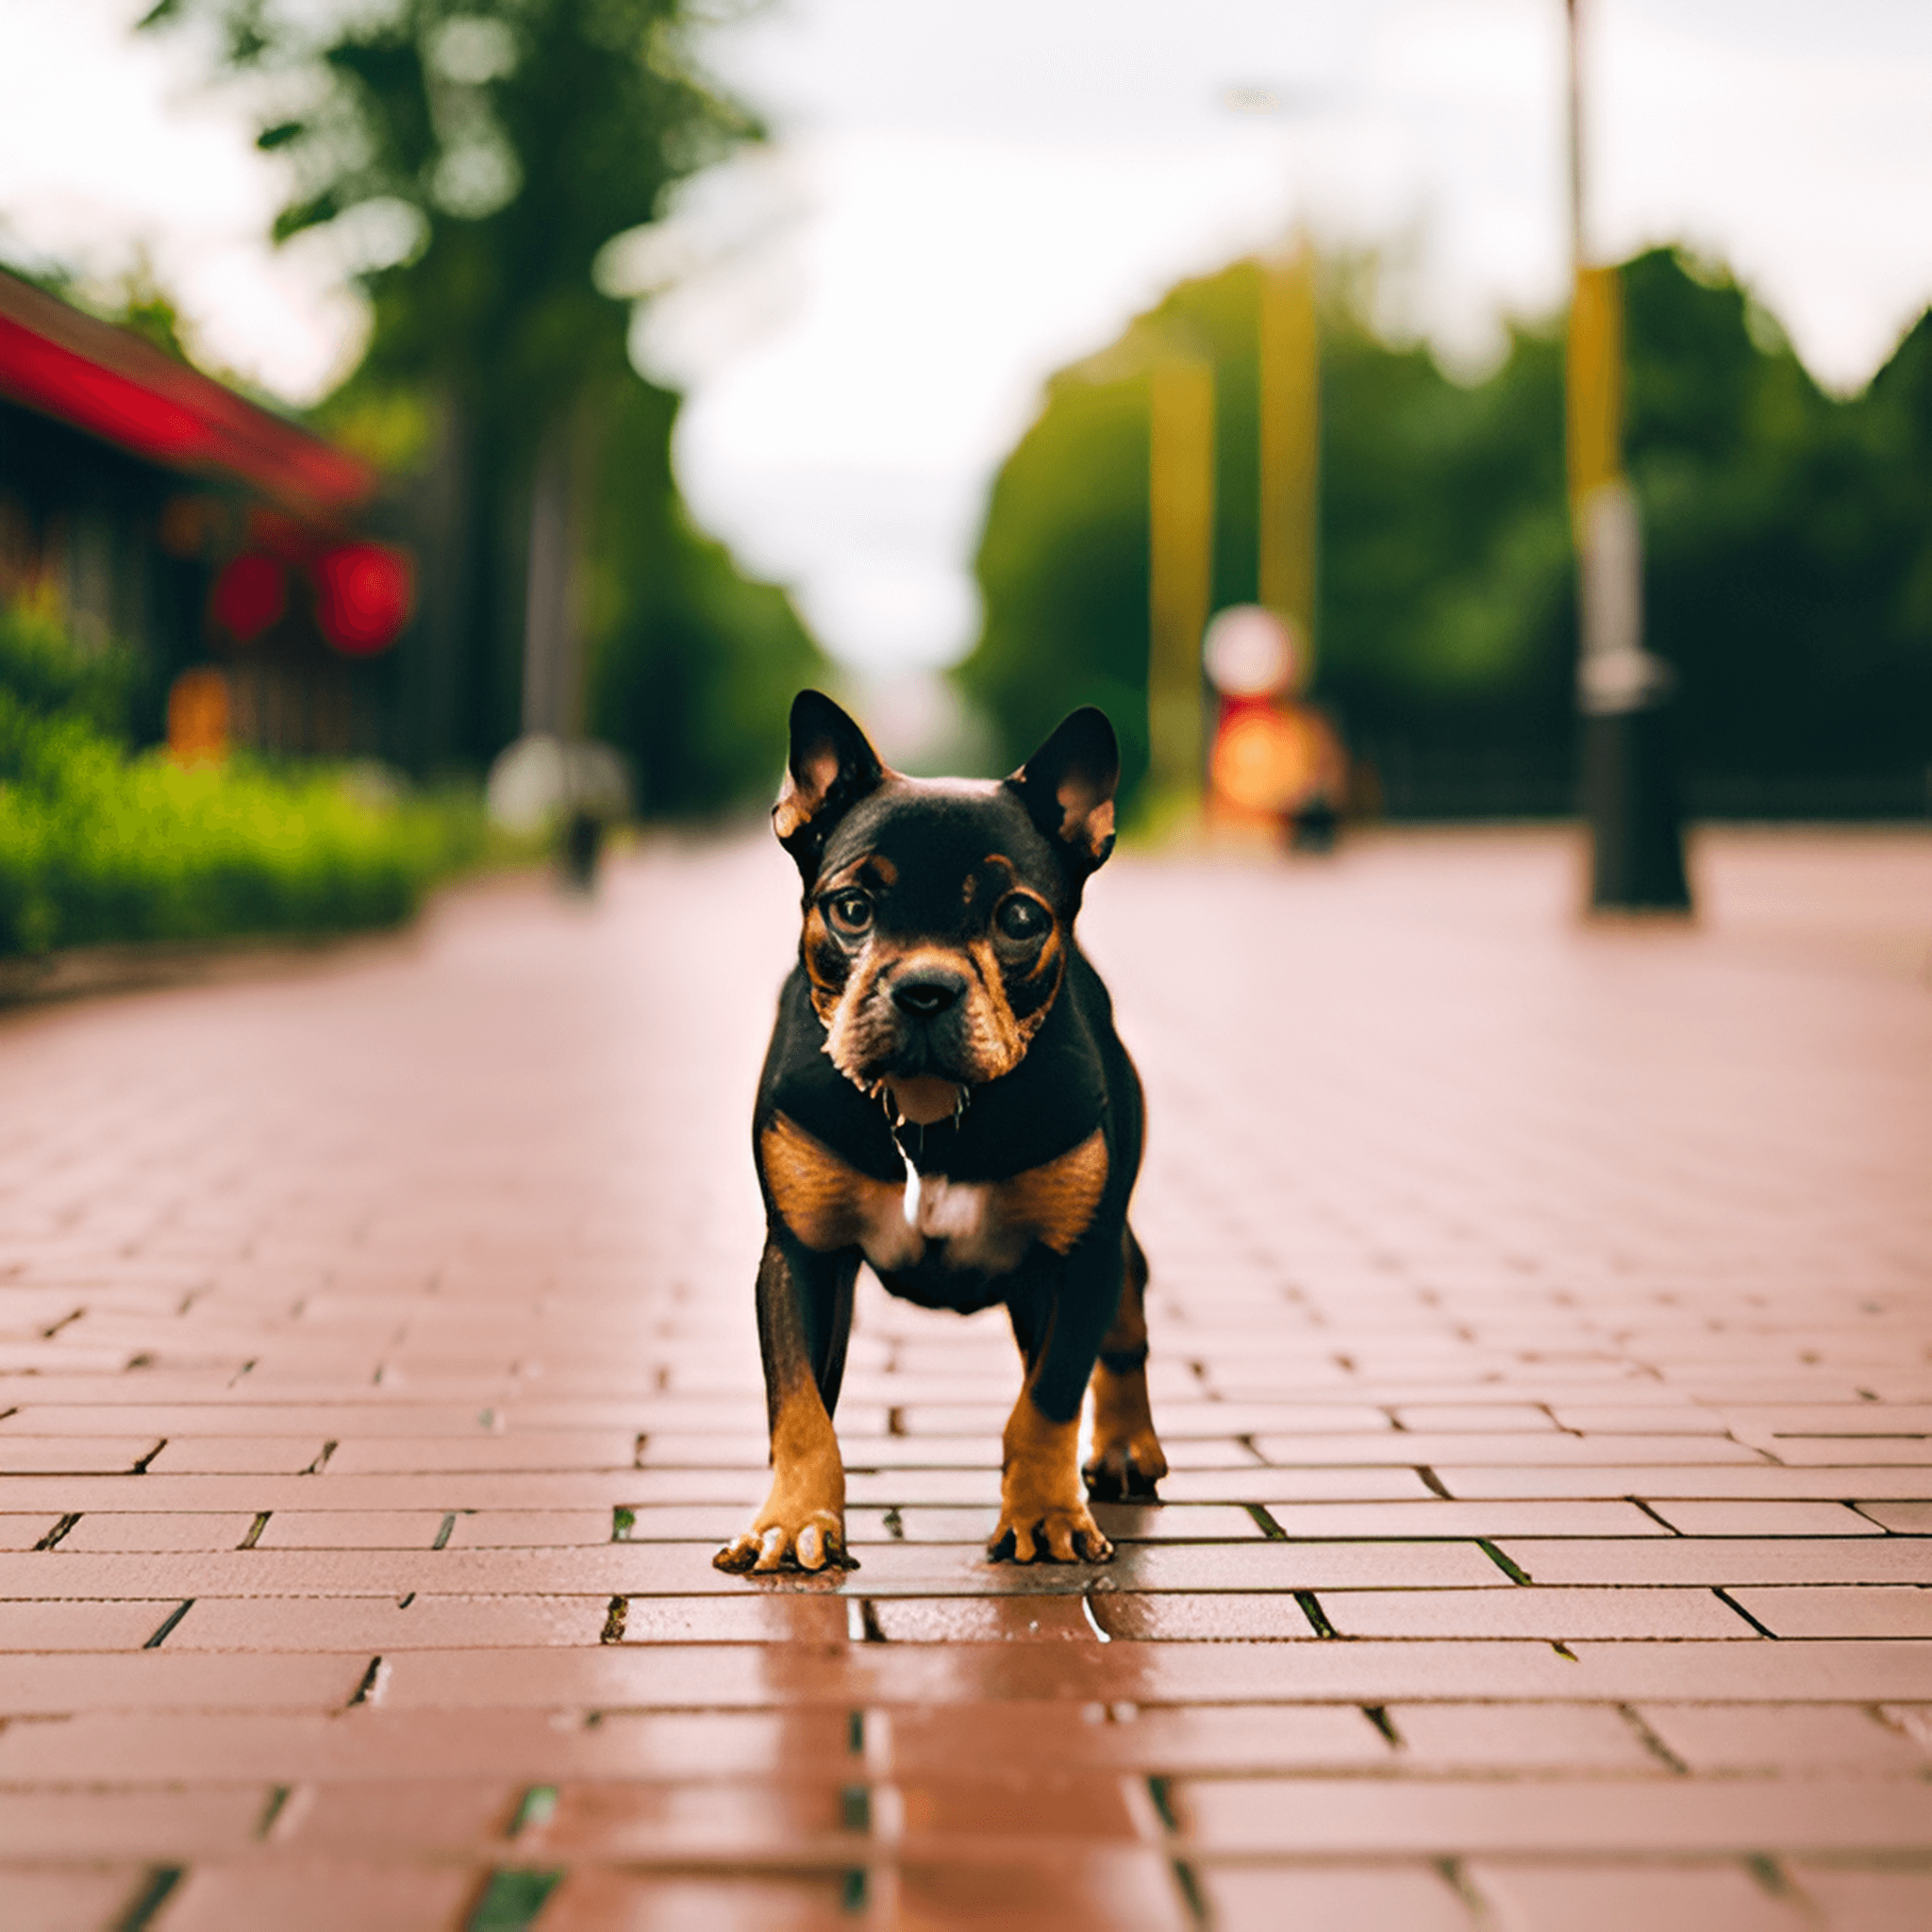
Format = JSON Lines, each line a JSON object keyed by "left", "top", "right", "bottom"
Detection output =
{"left": 1565, "top": 0, "right": 1690, "bottom": 910}
{"left": 1258, "top": 236, "right": 1319, "bottom": 676}
{"left": 1147, "top": 346, "right": 1215, "bottom": 814}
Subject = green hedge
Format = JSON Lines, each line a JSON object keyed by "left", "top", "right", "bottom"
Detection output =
{"left": 0, "top": 604, "right": 487, "bottom": 958}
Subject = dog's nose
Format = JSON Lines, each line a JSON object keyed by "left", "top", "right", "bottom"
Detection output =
{"left": 891, "top": 972, "right": 964, "bottom": 1019}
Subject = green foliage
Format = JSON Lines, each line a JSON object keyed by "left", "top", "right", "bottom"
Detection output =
{"left": 968, "top": 358, "right": 1158, "bottom": 799}
{"left": 144, "top": 0, "right": 822, "bottom": 803}
{"left": 0, "top": 605, "right": 485, "bottom": 958}
{"left": 147, "top": 0, "right": 746, "bottom": 401}
{"left": 273, "top": 1, "right": 745, "bottom": 425}
{"left": 106, "top": 264, "right": 198, "bottom": 365}
{"left": 1621, "top": 255, "right": 1932, "bottom": 796}
{"left": 964, "top": 248, "right": 1932, "bottom": 816}
{"left": 573, "top": 376, "right": 820, "bottom": 815}
{"left": 1317, "top": 308, "right": 1574, "bottom": 764}
{"left": 585, "top": 519, "right": 822, "bottom": 817}
{"left": 0, "top": 598, "right": 138, "bottom": 736}
{"left": 467, "top": 1867, "right": 563, "bottom": 1930}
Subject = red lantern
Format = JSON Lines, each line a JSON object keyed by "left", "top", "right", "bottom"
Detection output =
{"left": 209, "top": 553, "right": 287, "bottom": 643}
{"left": 313, "top": 541, "right": 414, "bottom": 656}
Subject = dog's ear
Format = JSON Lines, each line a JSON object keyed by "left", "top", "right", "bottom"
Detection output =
{"left": 1008, "top": 707, "right": 1119, "bottom": 874}
{"left": 774, "top": 690, "right": 891, "bottom": 877}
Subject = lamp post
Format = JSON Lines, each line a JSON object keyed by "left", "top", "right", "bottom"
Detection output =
{"left": 1147, "top": 346, "right": 1215, "bottom": 813}
{"left": 1258, "top": 235, "right": 1319, "bottom": 683}
{"left": 1566, "top": 0, "right": 1690, "bottom": 910}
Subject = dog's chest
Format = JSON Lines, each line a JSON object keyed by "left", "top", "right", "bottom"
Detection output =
{"left": 896, "top": 1165, "right": 1013, "bottom": 1273}
{"left": 761, "top": 1113, "right": 1108, "bottom": 1275}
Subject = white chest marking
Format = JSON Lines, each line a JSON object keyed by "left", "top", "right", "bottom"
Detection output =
{"left": 901, "top": 1154, "right": 989, "bottom": 1241}
{"left": 861, "top": 1153, "right": 1011, "bottom": 1272}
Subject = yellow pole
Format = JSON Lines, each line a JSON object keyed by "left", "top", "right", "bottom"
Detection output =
{"left": 1566, "top": 262, "right": 1624, "bottom": 519}
{"left": 1565, "top": 0, "right": 1690, "bottom": 909}
{"left": 1258, "top": 238, "right": 1319, "bottom": 674}
{"left": 1564, "top": 0, "right": 1623, "bottom": 528}
{"left": 1147, "top": 351, "right": 1214, "bottom": 800}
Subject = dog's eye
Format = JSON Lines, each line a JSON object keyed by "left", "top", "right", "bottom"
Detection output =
{"left": 826, "top": 891, "right": 873, "bottom": 934}
{"left": 995, "top": 895, "right": 1050, "bottom": 941}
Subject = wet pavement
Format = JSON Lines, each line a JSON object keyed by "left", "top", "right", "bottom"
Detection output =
{"left": 2, "top": 825, "right": 1930, "bottom": 1931}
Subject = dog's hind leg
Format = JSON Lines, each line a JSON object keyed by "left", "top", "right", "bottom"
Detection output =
{"left": 714, "top": 1238, "right": 859, "bottom": 1574}
{"left": 1082, "top": 1224, "right": 1168, "bottom": 1501}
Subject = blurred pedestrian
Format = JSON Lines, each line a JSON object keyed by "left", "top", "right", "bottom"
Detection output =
{"left": 1202, "top": 606, "right": 1348, "bottom": 850}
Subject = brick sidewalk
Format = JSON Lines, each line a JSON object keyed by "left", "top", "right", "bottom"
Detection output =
{"left": 2, "top": 827, "right": 1929, "bottom": 1931}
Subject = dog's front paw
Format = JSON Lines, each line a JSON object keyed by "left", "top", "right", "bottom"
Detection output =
{"left": 1083, "top": 1427, "right": 1168, "bottom": 1502}
{"left": 992, "top": 1396, "right": 1113, "bottom": 1562}
{"left": 987, "top": 1502, "right": 1113, "bottom": 1565}
{"left": 713, "top": 1509, "right": 858, "bottom": 1574}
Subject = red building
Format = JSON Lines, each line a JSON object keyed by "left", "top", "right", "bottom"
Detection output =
{"left": 0, "top": 268, "right": 412, "bottom": 758}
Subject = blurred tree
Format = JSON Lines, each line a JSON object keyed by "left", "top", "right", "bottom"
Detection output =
{"left": 1624, "top": 254, "right": 1932, "bottom": 810}
{"left": 964, "top": 248, "right": 1932, "bottom": 819}
{"left": 580, "top": 375, "right": 821, "bottom": 812}
{"left": 142, "top": 0, "right": 820, "bottom": 806}
{"left": 967, "top": 350, "right": 1158, "bottom": 799}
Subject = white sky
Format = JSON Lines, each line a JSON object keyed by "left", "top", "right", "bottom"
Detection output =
{"left": 3, "top": 0, "right": 1932, "bottom": 676}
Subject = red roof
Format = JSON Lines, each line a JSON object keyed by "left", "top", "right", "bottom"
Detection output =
{"left": 0, "top": 269, "right": 375, "bottom": 522}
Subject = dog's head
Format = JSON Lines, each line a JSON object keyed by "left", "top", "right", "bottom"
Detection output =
{"left": 774, "top": 691, "right": 1118, "bottom": 1118}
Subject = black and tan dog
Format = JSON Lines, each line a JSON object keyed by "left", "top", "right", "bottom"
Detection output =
{"left": 715, "top": 691, "right": 1167, "bottom": 1574}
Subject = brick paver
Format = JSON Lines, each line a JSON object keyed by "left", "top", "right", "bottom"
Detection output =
{"left": 2, "top": 826, "right": 1929, "bottom": 1930}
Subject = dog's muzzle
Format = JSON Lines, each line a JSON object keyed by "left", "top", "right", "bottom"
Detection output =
{"left": 876, "top": 965, "right": 972, "bottom": 1077}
